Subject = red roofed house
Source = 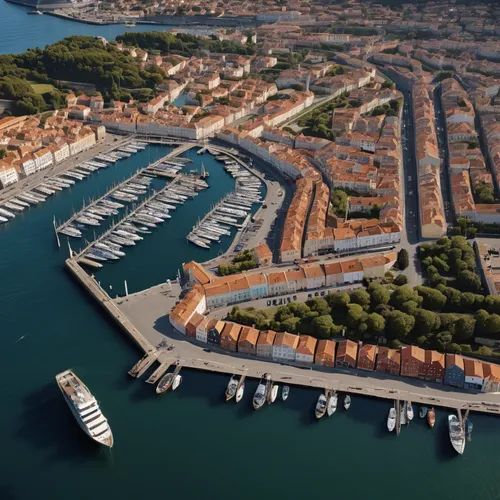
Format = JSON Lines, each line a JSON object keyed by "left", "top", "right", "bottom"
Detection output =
{"left": 220, "top": 322, "right": 242, "bottom": 352}
{"left": 420, "top": 350, "right": 445, "bottom": 383}
{"left": 336, "top": 340, "right": 358, "bottom": 368}
{"left": 238, "top": 326, "right": 260, "bottom": 355}
{"left": 314, "top": 339, "right": 336, "bottom": 367}
{"left": 357, "top": 344, "right": 376, "bottom": 371}
{"left": 400, "top": 346, "right": 425, "bottom": 379}
{"left": 376, "top": 347, "right": 401, "bottom": 376}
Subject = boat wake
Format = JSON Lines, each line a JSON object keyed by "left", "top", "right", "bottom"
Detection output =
{"left": 14, "top": 334, "right": 27, "bottom": 343}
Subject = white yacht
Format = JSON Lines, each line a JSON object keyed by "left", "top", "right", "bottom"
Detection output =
{"left": 172, "top": 374, "right": 182, "bottom": 391}
{"left": 327, "top": 393, "right": 338, "bottom": 417}
{"left": 387, "top": 407, "right": 396, "bottom": 432}
{"left": 235, "top": 382, "right": 245, "bottom": 403}
{"left": 253, "top": 379, "right": 267, "bottom": 410}
{"left": 55, "top": 370, "right": 113, "bottom": 447}
{"left": 270, "top": 385, "right": 278, "bottom": 403}
{"left": 449, "top": 415, "right": 465, "bottom": 455}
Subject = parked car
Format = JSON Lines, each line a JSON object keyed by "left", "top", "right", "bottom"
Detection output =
{"left": 314, "top": 292, "right": 319, "bottom": 297}
{"left": 320, "top": 291, "right": 325, "bottom": 296}
{"left": 287, "top": 297, "right": 291, "bottom": 303}
{"left": 293, "top": 295, "right": 297, "bottom": 301}
{"left": 267, "top": 300, "right": 271, "bottom": 306}
{"left": 273, "top": 299, "right": 277, "bottom": 306}
{"left": 308, "top": 294, "right": 312, "bottom": 299}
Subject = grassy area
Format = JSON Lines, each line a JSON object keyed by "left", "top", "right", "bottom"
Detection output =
{"left": 29, "top": 83, "right": 55, "bottom": 94}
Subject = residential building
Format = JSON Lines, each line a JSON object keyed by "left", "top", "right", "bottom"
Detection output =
{"left": 421, "top": 350, "right": 445, "bottom": 383}
{"left": 257, "top": 330, "right": 276, "bottom": 358}
{"left": 444, "top": 353, "right": 465, "bottom": 388}
{"left": 237, "top": 326, "right": 260, "bottom": 355}
{"left": 357, "top": 344, "right": 376, "bottom": 371}
{"left": 336, "top": 340, "right": 358, "bottom": 368}
{"left": 463, "top": 358, "right": 484, "bottom": 390}
{"left": 376, "top": 347, "right": 401, "bottom": 376}
{"left": 207, "top": 320, "right": 226, "bottom": 346}
{"left": 295, "top": 335, "right": 317, "bottom": 364}
{"left": 220, "top": 322, "right": 242, "bottom": 352}
{"left": 272, "top": 332, "right": 299, "bottom": 362}
{"left": 315, "top": 339, "right": 336, "bottom": 367}
{"left": 400, "top": 346, "right": 425, "bottom": 379}
{"left": 482, "top": 363, "right": 500, "bottom": 393}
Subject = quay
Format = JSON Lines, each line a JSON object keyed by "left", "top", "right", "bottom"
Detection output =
{"left": 65, "top": 252, "right": 500, "bottom": 416}
{"left": 146, "top": 359, "right": 173, "bottom": 384}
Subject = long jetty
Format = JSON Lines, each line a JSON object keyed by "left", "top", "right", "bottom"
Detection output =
{"left": 55, "top": 143, "right": 196, "bottom": 237}
{"left": 75, "top": 174, "right": 183, "bottom": 259}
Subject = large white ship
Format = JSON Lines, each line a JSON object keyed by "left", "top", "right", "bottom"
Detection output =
{"left": 56, "top": 370, "right": 113, "bottom": 448}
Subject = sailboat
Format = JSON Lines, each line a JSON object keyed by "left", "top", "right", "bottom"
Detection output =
{"left": 200, "top": 162, "right": 209, "bottom": 179}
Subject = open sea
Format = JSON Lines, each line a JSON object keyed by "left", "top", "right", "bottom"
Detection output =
{"left": 1, "top": 4, "right": 500, "bottom": 499}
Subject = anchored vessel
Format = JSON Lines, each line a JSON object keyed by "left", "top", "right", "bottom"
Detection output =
{"left": 225, "top": 375, "right": 238, "bottom": 401}
{"left": 315, "top": 393, "right": 327, "bottom": 419}
{"left": 235, "top": 381, "right": 245, "bottom": 403}
{"left": 282, "top": 385, "right": 290, "bottom": 401}
{"left": 253, "top": 377, "right": 267, "bottom": 410}
{"left": 387, "top": 407, "right": 396, "bottom": 432}
{"left": 327, "top": 392, "right": 338, "bottom": 417}
{"left": 344, "top": 394, "right": 351, "bottom": 410}
{"left": 55, "top": 370, "right": 113, "bottom": 447}
{"left": 448, "top": 414, "right": 465, "bottom": 455}
{"left": 427, "top": 407, "right": 436, "bottom": 428}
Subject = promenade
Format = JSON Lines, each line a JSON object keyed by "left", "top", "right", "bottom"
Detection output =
{"left": 113, "top": 282, "right": 500, "bottom": 415}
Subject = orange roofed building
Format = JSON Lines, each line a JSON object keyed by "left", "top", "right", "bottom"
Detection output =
{"left": 420, "top": 350, "right": 445, "bottom": 383}
{"left": 376, "top": 347, "right": 401, "bottom": 376}
{"left": 315, "top": 339, "right": 336, "bottom": 367}
{"left": 238, "top": 326, "right": 260, "bottom": 355}
{"left": 185, "top": 312, "right": 205, "bottom": 339}
{"left": 257, "top": 330, "right": 276, "bottom": 358}
{"left": 253, "top": 243, "right": 273, "bottom": 267}
{"left": 220, "top": 322, "right": 242, "bottom": 352}
{"left": 295, "top": 335, "right": 317, "bottom": 363}
{"left": 400, "top": 346, "right": 426, "bottom": 379}
{"left": 482, "top": 362, "right": 500, "bottom": 393}
{"left": 336, "top": 340, "right": 358, "bottom": 368}
{"left": 357, "top": 344, "right": 376, "bottom": 371}
{"left": 169, "top": 284, "right": 207, "bottom": 334}
{"left": 272, "top": 332, "right": 299, "bottom": 362}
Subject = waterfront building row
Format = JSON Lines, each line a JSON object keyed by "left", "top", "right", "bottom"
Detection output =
{"left": 169, "top": 296, "right": 500, "bottom": 393}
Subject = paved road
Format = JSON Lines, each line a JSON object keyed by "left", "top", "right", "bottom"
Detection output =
{"left": 114, "top": 284, "right": 500, "bottom": 414}
{"left": 0, "top": 133, "right": 130, "bottom": 204}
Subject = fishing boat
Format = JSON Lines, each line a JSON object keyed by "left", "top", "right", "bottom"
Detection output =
{"left": 172, "top": 374, "right": 182, "bottom": 391}
{"left": 427, "top": 407, "right": 436, "bottom": 428}
{"left": 235, "top": 382, "right": 244, "bottom": 403}
{"left": 315, "top": 394, "right": 327, "bottom": 419}
{"left": 407, "top": 402, "right": 414, "bottom": 421}
{"left": 225, "top": 375, "right": 238, "bottom": 401}
{"left": 270, "top": 385, "right": 278, "bottom": 403}
{"left": 419, "top": 406, "right": 428, "bottom": 419}
{"left": 55, "top": 370, "right": 113, "bottom": 447}
{"left": 466, "top": 419, "right": 473, "bottom": 436}
{"left": 387, "top": 407, "right": 396, "bottom": 432}
{"left": 253, "top": 378, "right": 266, "bottom": 410}
{"left": 156, "top": 373, "right": 174, "bottom": 394}
{"left": 448, "top": 414, "right": 465, "bottom": 455}
{"left": 344, "top": 394, "right": 351, "bottom": 410}
{"left": 282, "top": 386, "right": 289, "bottom": 401}
{"left": 327, "top": 393, "right": 338, "bottom": 417}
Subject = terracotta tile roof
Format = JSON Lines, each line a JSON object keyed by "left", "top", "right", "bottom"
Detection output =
{"left": 296, "top": 335, "right": 317, "bottom": 356}
{"left": 274, "top": 332, "right": 299, "bottom": 349}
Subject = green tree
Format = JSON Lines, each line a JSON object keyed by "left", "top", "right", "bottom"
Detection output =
{"left": 326, "top": 291, "right": 350, "bottom": 308}
{"left": 454, "top": 316, "right": 476, "bottom": 341}
{"left": 457, "top": 270, "right": 482, "bottom": 293}
{"left": 448, "top": 343, "right": 462, "bottom": 354}
{"left": 435, "top": 331, "right": 453, "bottom": 351}
{"left": 366, "top": 312, "right": 385, "bottom": 334}
{"left": 393, "top": 274, "right": 408, "bottom": 286}
{"left": 346, "top": 303, "right": 367, "bottom": 329}
{"left": 484, "top": 295, "right": 500, "bottom": 315}
{"left": 390, "top": 285, "right": 421, "bottom": 309}
{"left": 386, "top": 310, "right": 415, "bottom": 339}
{"left": 306, "top": 297, "right": 330, "bottom": 316}
{"left": 369, "top": 285, "right": 390, "bottom": 306}
{"left": 415, "top": 286, "right": 447, "bottom": 311}
{"left": 350, "top": 289, "right": 371, "bottom": 309}
{"left": 0, "top": 148, "right": 6, "bottom": 159}
{"left": 413, "top": 308, "right": 440, "bottom": 336}
{"left": 312, "top": 315, "right": 334, "bottom": 338}
{"left": 397, "top": 248, "right": 409, "bottom": 270}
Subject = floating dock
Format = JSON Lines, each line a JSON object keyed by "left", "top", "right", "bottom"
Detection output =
{"left": 146, "top": 359, "right": 172, "bottom": 384}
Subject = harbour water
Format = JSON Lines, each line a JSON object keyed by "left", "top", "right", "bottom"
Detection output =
{"left": 1, "top": 5, "right": 500, "bottom": 499}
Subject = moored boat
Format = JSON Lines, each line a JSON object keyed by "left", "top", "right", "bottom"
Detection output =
{"left": 225, "top": 375, "right": 238, "bottom": 401}
{"left": 327, "top": 393, "right": 338, "bottom": 417}
{"left": 407, "top": 402, "right": 414, "bottom": 421}
{"left": 253, "top": 378, "right": 266, "bottom": 410}
{"left": 427, "top": 407, "right": 436, "bottom": 428}
{"left": 235, "top": 382, "right": 244, "bottom": 403}
{"left": 282, "top": 385, "right": 289, "bottom": 401}
{"left": 156, "top": 373, "right": 174, "bottom": 394}
{"left": 55, "top": 369, "right": 113, "bottom": 447}
{"left": 344, "top": 394, "right": 351, "bottom": 410}
{"left": 270, "top": 385, "right": 278, "bottom": 403}
{"left": 315, "top": 394, "right": 327, "bottom": 419}
{"left": 172, "top": 374, "right": 182, "bottom": 391}
{"left": 448, "top": 414, "right": 465, "bottom": 455}
{"left": 420, "top": 406, "right": 428, "bottom": 419}
{"left": 387, "top": 407, "right": 396, "bottom": 432}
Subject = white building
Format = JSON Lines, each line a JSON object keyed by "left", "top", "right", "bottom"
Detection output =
{"left": 0, "top": 166, "right": 18, "bottom": 188}
{"left": 272, "top": 332, "right": 298, "bottom": 362}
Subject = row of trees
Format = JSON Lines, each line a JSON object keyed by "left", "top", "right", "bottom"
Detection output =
{"left": 228, "top": 278, "right": 500, "bottom": 353}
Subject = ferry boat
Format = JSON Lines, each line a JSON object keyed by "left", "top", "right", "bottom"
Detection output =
{"left": 448, "top": 414, "right": 465, "bottom": 455}
{"left": 225, "top": 375, "right": 238, "bottom": 401}
{"left": 172, "top": 375, "right": 182, "bottom": 391}
{"left": 156, "top": 373, "right": 174, "bottom": 394}
{"left": 55, "top": 370, "right": 113, "bottom": 447}
{"left": 315, "top": 394, "right": 327, "bottom": 419}
{"left": 327, "top": 393, "right": 337, "bottom": 417}
{"left": 282, "top": 386, "right": 289, "bottom": 401}
{"left": 427, "top": 408, "right": 436, "bottom": 428}
{"left": 344, "top": 394, "right": 351, "bottom": 410}
{"left": 253, "top": 378, "right": 267, "bottom": 410}
{"left": 419, "top": 406, "right": 428, "bottom": 419}
{"left": 235, "top": 381, "right": 244, "bottom": 403}
{"left": 387, "top": 407, "right": 396, "bottom": 432}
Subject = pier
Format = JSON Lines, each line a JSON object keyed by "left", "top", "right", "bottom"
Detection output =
{"left": 395, "top": 399, "right": 401, "bottom": 436}
{"left": 55, "top": 144, "right": 196, "bottom": 240}
{"left": 146, "top": 359, "right": 173, "bottom": 384}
